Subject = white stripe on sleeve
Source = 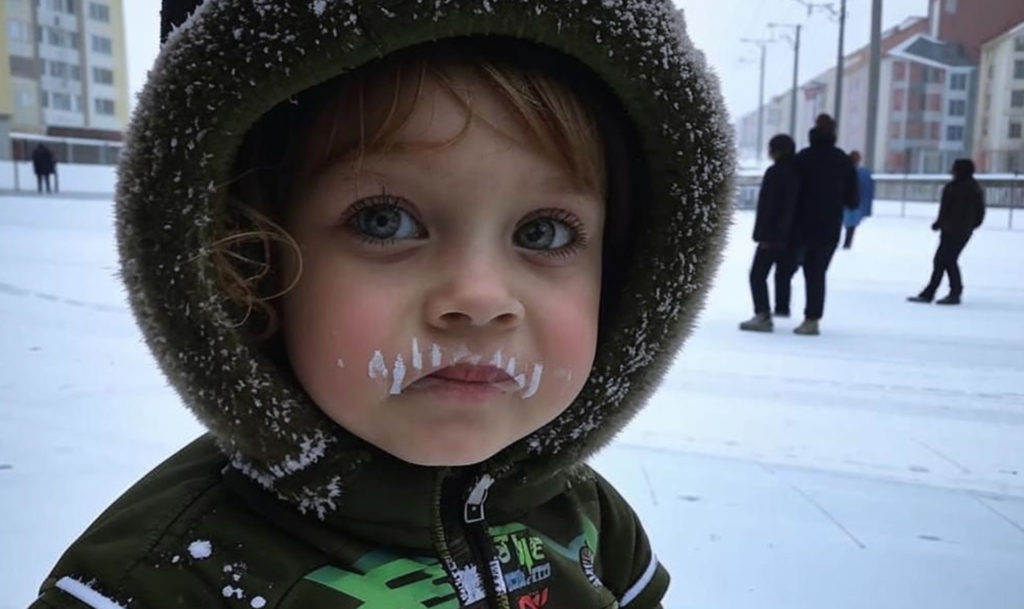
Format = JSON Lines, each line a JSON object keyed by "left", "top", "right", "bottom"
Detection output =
{"left": 55, "top": 576, "right": 128, "bottom": 609}
{"left": 618, "top": 554, "right": 659, "bottom": 607}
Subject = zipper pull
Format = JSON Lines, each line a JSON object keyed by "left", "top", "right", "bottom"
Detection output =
{"left": 463, "top": 473, "right": 495, "bottom": 524}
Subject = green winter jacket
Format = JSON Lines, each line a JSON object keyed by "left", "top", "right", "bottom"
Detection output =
{"left": 30, "top": 1, "right": 733, "bottom": 608}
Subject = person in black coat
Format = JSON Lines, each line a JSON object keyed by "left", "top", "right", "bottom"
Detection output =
{"left": 740, "top": 134, "right": 800, "bottom": 332}
{"left": 31, "top": 143, "right": 56, "bottom": 193}
{"left": 790, "top": 114, "right": 858, "bottom": 335}
{"left": 908, "top": 158, "right": 985, "bottom": 305}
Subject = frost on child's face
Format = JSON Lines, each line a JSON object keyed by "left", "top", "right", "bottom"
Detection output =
{"left": 280, "top": 70, "right": 604, "bottom": 467}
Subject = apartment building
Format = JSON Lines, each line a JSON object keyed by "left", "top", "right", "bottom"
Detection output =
{"left": 0, "top": 0, "right": 128, "bottom": 163}
{"left": 735, "top": 0, "right": 1024, "bottom": 172}
{"left": 973, "top": 22, "right": 1024, "bottom": 173}
{"left": 880, "top": 34, "right": 975, "bottom": 173}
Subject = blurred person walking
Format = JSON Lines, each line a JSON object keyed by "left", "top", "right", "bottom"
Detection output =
{"left": 791, "top": 114, "right": 858, "bottom": 335}
{"left": 907, "top": 158, "right": 985, "bottom": 305}
{"left": 842, "top": 150, "right": 874, "bottom": 249}
{"left": 31, "top": 143, "right": 56, "bottom": 194}
{"left": 740, "top": 134, "right": 800, "bottom": 332}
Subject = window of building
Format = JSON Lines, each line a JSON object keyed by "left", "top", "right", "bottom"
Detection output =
{"left": 893, "top": 61, "right": 906, "bottom": 80}
{"left": 890, "top": 122, "right": 901, "bottom": 138}
{"left": 94, "top": 98, "right": 115, "bottom": 115}
{"left": 946, "top": 125, "right": 964, "bottom": 141}
{"left": 51, "top": 92, "right": 72, "bottom": 111}
{"left": 1013, "top": 90, "right": 1024, "bottom": 108}
{"left": 1016, "top": 60, "right": 1024, "bottom": 80}
{"left": 1010, "top": 122, "right": 1023, "bottom": 139}
{"left": 930, "top": 121, "right": 940, "bottom": 139}
{"left": 1015, "top": 36, "right": 1024, "bottom": 52}
{"left": 40, "top": 91, "right": 48, "bottom": 108}
{"left": 907, "top": 120, "right": 924, "bottom": 139}
{"left": 7, "top": 19, "right": 33, "bottom": 43}
{"left": 88, "top": 2, "right": 110, "bottom": 22}
{"left": 9, "top": 55, "right": 39, "bottom": 78}
{"left": 921, "top": 67, "right": 944, "bottom": 83}
{"left": 948, "top": 99, "right": 966, "bottom": 116}
{"left": 892, "top": 89, "right": 905, "bottom": 110}
{"left": 91, "top": 34, "right": 112, "bottom": 54}
{"left": 950, "top": 73, "right": 967, "bottom": 90}
{"left": 48, "top": 60, "right": 67, "bottom": 78}
{"left": 944, "top": 0, "right": 957, "bottom": 13}
{"left": 38, "top": 0, "right": 74, "bottom": 13}
{"left": 928, "top": 93, "right": 941, "bottom": 111}
{"left": 93, "top": 67, "right": 114, "bottom": 85}
{"left": 74, "top": 95, "right": 84, "bottom": 112}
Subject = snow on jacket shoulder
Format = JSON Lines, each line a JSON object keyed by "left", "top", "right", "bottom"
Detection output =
{"left": 31, "top": 436, "right": 668, "bottom": 609}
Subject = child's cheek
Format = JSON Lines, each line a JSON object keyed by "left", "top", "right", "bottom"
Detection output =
{"left": 536, "top": 285, "right": 600, "bottom": 390}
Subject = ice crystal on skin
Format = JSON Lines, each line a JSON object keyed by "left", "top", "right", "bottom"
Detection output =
{"left": 250, "top": 597, "right": 267, "bottom": 609}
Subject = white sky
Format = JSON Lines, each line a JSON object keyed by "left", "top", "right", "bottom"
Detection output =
{"left": 122, "top": 1, "right": 929, "bottom": 123}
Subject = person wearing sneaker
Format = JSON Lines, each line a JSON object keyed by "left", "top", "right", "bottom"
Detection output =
{"left": 791, "top": 114, "right": 859, "bottom": 336}
{"left": 908, "top": 158, "right": 985, "bottom": 306}
{"left": 741, "top": 134, "right": 799, "bottom": 333}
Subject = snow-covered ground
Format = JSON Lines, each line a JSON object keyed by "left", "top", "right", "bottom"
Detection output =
{"left": 1, "top": 186, "right": 1022, "bottom": 609}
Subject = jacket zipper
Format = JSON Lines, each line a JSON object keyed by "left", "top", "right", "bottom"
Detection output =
{"left": 443, "top": 472, "right": 510, "bottom": 609}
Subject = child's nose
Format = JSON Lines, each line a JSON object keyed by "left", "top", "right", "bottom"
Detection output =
{"left": 423, "top": 257, "right": 525, "bottom": 331}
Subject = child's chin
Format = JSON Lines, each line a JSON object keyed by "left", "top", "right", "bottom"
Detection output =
{"left": 386, "top": 440, "right": 507, "bottom": 468}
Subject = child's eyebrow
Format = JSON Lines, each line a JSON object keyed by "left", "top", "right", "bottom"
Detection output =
{"left": 350, "top": 151, "right": 597, "bottom": 197}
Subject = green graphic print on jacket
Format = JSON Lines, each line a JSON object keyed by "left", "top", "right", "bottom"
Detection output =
{"left": 29, "top": 0, "right": 733, "bottom": 607}
{"left": 33, "top": 438, "right": 665, "bottom": 609}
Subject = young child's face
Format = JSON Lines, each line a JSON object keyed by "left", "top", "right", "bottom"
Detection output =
{"left": 280, "top": 70, "right": 604, "bottom": 466}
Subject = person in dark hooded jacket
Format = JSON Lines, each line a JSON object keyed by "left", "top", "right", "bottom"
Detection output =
{"left": 31, "top": 143, "right": 56, "bottom": 193}
{"left": 790, "top": 114, "right": 858, "bottom": 335}
{"left": 28, "top": 2, "right": 734, "bottom": 609}
{"left": 907, "top": 158, "right": 985, "bottom": 305}
{"left": 740, "top": 134, "right": 800, "bottom": 332}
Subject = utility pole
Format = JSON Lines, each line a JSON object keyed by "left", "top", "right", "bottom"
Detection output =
{"left": 792, "top": 0, "right": 848, "bottom": 125}
{"left": 864, "top": 0, "right": 883, "bottom": 170}
{"left": 741, "top": 37, "right": 773, "bottom": 163}
{"left": 834, "top": 0, "right": 847, "bottom": 124}
{"left": 769, "top": 23, "right": 802, "bottom": 139}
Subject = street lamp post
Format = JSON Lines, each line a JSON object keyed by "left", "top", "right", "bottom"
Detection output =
{"left": 769, "top": 23, "right": 802, "bottom": 139}
{"left": 741, "top": 37, "right": 773, "bottom": 163}
{"left": 864, "top": 0, "right": 883, "bottom": 170}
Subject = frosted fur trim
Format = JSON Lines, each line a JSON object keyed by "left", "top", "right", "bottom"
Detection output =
{"left": 119, "top": 0, "right": 734, "bottom": 514}
{"left": 56, "top": 577, "right": 128, "bottom": 609}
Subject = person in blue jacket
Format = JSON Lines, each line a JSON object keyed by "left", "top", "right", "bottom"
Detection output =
{"left": 842, "top": 150, "right": 874, "bottom": 250}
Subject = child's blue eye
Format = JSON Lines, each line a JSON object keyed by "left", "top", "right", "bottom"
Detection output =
{"left": 346, "top": 196, "right": 425, "bottom": 242}
{"left": 514, "top": 218, "right": 573, "bottom": 250}
{"left": 513, "top": 209, "right": 587, "bottom": 257}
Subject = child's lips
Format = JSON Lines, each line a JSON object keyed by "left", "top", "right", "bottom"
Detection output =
{"left": 407, "top": 364, "right": 522, "bottom": 395}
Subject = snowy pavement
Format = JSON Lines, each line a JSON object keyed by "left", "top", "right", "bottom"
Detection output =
{"left": 2, "top": 193, "right": 1023, "bottom": 608}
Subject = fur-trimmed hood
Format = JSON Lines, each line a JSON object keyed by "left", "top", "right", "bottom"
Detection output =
{"left": 119, "top": 0, "right": 734, "bottom": 519}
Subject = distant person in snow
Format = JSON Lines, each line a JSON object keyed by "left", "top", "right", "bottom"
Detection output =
{"left": 790, "top": 113, "right": 858, "bottom": 336}
{"left": 842, "top": 150, "right": 874, "bottom": 249}
{"left": 29, "top": 1, "right": 736, "bottom": 607}
{"left": 740, "top": 133, "right": 800, "bottom": 333}
{"left": 907, "top": 158, "right": 985, "bottom": 306}
{"left": 31, "top": 143, "right": 55, "bottom": 194}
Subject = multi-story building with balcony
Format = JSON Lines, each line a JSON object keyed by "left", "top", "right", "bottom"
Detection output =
{"left": 0, "top": 0, "right": 128, "bottom": 164}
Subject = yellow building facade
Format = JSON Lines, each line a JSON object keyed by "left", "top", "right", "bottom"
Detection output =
{"left": 0, "top": 0, "right": 128, "bottom": 163}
